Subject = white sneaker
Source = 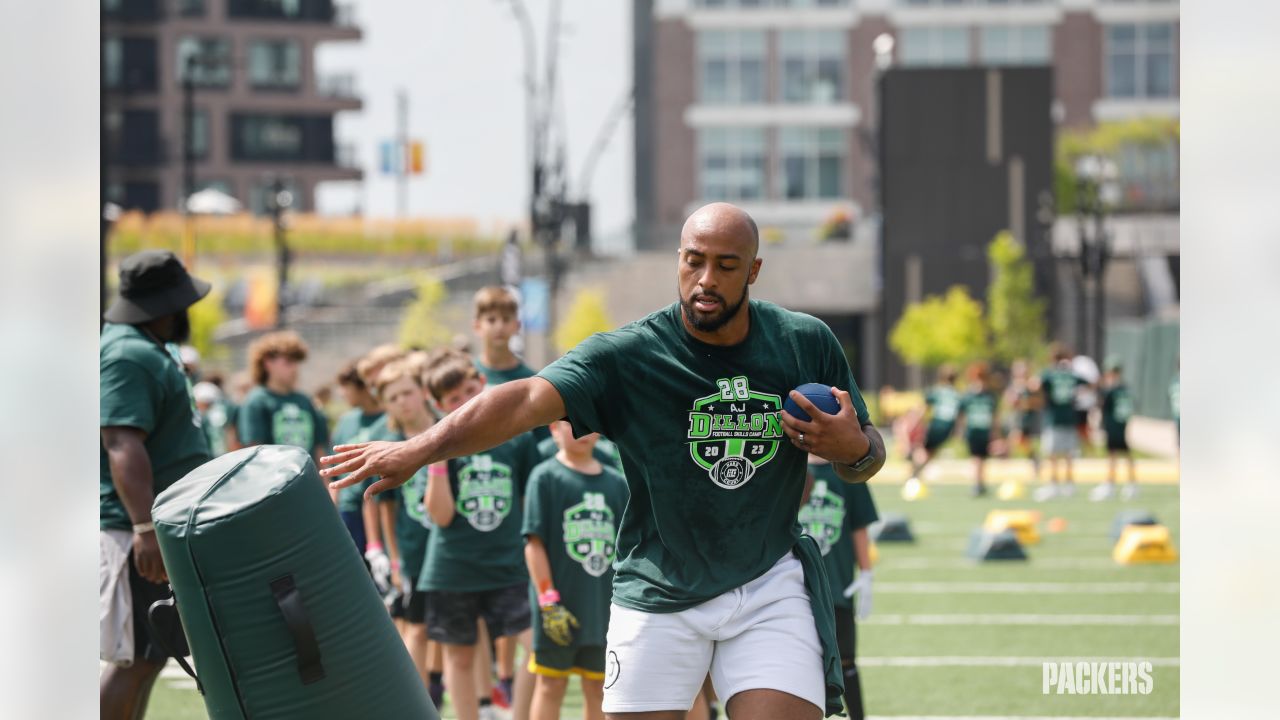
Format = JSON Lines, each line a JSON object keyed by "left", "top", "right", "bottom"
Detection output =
{"left": 1090, "top": 483, "right": 1116, "bottom": 501}
{"left": 479, "top": 705, "right": 510, "bottom": 720}
{"left": 1033, "top": 484, "right": 1059, "bottom": 502}
{"left": 1061, "top": 483, "right": 1076, "bottom": 498}
{"left": 1121, "top": 483, "right": 1139, "bottom": 500}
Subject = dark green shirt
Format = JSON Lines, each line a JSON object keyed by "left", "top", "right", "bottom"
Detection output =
{"left": 477, "top": 358, "right": 537, "bottom": 386}
{"left": 960, "top": 390, "right": 998, "bottom": 440}
{"left": 925, "top": 384, "right": 962, "bottom": 435}
{"left": 1040, "top": 367, "right": 1086, "bottom": 428}
{"left": 390, "top": 431, "right": 432, "bottom": 580}
{"left": 538, "top": 300, "right": 871, "bottom": 613}
{"left": 332, "top": 410, "right": 388, "bottom": 514}
{"left": 417, "top": 432, "right": 542, "bottom": 592}
{"left": 1102, "top": 383, "right": 1134, "bottom": 439}
{"left": 237, "top": 386, "right": 330, "bottom": 454}
{"left": 800, "top": 463, "right": 879, "bottom": 609}
{"left": 536, "top": 436, "right": 625, "bottom": 476}
{"left": 100, "top": 324, "right": 212, "bottom": 531}
{"left": 523, "top": 458, "right": 628, "bottom": 651}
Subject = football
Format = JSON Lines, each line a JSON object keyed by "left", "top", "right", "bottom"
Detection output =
{"left": 783, "top": 382, "right": 841, "bottom": 422}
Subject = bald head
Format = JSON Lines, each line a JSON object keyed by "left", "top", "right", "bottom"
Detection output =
{"left": 680, "top": 202, "right": 759, "bottom": 260}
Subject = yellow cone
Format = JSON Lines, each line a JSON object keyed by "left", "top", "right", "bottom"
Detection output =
{"left": 997, "top": 479, "right": 1026, "bottom": 500}
{"left": 902, "top": 477, "right": 930, "bottom": 501}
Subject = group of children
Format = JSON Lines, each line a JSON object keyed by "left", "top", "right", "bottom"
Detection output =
{"left": 188, "top": 287, "right": 628, "bottom": 720}
{"left": 901, "top": 343, "right": 1142, "bottom": 501}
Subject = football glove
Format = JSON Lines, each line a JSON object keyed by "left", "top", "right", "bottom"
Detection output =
{"left": 843, "top": 570, "right": 873, "bottom": 620}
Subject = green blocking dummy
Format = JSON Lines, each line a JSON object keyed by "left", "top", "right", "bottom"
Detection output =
{"left": 153, "top": 445, "right": 438, "bottom": 719}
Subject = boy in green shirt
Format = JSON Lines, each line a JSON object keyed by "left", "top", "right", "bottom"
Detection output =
{"left": 523, "top": 420, "right": 628, "bottom": 720}
{"left": 1035, "top": 344, "right": 1087, "bottom": 501}
{"left": 904, "top": 365, "right": 961, "bottom": 496}
{"left": 237, "top": 330, "right": 330, "bottom": 464}
{"left": 801, "top": 455, "right": 879, "bottom": 720}
{"left": 1092, "top": 359, "right": 1138, "bottom": 501}
{"left": 958, "top": 362, "right": 1001, "bottom": 498}
{"left": 419, "top": 355, "right": 541, "bottom": 720}
{"left": 473, "top": 285, "right": 538, "bottom": 386}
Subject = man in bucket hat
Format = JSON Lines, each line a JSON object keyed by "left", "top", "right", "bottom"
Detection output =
{"left": 100, "top": 250, "right": 213, "bottom": 720}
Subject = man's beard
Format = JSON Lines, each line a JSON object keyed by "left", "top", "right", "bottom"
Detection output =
{"left": 171, "top": 309, "right": 191, "bottom": 343}
{"left": 679, "top": 282, "right": 749, "bottom": 333}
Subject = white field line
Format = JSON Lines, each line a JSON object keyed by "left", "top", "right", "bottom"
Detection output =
{"left": 882, "top": 557, "right": 1122, "bottom": 570}
{"left": 859, "top": 656, "right": 1180, "bottom": 668}
{"left": 866, "top": 716, "right": 1179, "bottom": 720}
{"left": 866, "top": 614, "right": 1178, "bottom": 626}
{"left": 876, "top": 581, "right": 1178, "bottom": 594}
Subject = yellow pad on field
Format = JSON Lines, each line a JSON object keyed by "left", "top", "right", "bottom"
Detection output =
{"left": 996, "top": 479, "right": 1026, "bottom": 500}
{"left": 1113, "top": 524, "right": 1178, "bottom": 564}
{"left": 902, "top": 477, "right": 930, "bottom": 501}
{"left": 983, "top": 509, "right": 1042, "bottom": 546}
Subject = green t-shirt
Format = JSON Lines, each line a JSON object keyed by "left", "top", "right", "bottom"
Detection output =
{"left": 389, "top": 431, "right": 433, "bottom": 580}
{"left": 100, "top": 324, "right": 212, "bottom": 531}
{"left": 1102, "top": 384, "right": 1134, "bottom": 439}
{"left": 237, "top": 386, "right": 330, "bottom": 453}
{"left": 536, "top": 436, "right": 625, "bottom": 476}
{"left": 417, "top": 432, "right": 542, "bottom": 592}
{"left": 925, "top": 384, "right": 962, "bottom": 435}
{"left": 332, "top": 410, "right": 388, "bottom": 513}
{"left": 522, "top": 458, "right": 629, "bottom": 651}
{"left": 1040, "top": 367, "right": 1085, "bottom": 428}
{"left": 538, "top": 300, "right": 871, "bottom": 613}
{"left": 1169, "top": 375, "right": 1180, "bottom": 422}
{"left": 800, "top": 463, "right": 879, "bottom": 609}
{"left": 477, "top": 358, "right": 537, "bottom": 386}
{"left": 960, "top": 390, "right": 997, "bottom": 440}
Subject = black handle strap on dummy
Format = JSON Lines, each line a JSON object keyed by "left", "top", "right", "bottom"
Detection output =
{"left": 147, "top": 593, "right": 204, "bottom": 695}
{"left": 269, "top": 574, "right": 326, "bottom": 685}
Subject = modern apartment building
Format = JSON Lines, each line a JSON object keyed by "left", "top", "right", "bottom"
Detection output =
{"left": 102, "top": 0, "right": 362, "bottom": 215}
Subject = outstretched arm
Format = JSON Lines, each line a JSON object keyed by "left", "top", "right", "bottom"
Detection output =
{"left": 322, "top": 377, "right": 567, "bottom": 497}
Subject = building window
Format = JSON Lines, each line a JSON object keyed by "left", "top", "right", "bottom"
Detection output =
{"left": 779, "top": 29, "right": 845, "bottom": 104}
{"left": 104, "top": 38, "right": 123, "bottom": 88}
{"left": 1105, "top": 23, "right": 1176, "bottom": 98}
{"left": 232, "top": 114, "right": 334, "bottom": 162}
{"left": 1116, "top": 139, "right": 1179, "bottom": 210}
{"left": 697, "top": 30, "right": 766, "bottom": 105}
{"left": 248, "top": 39, "right": 302, "bottom": 90}
{"left": 104, "top": 37, "right": 158, "bottom": 92}
{"left": 779, "top": 127, "right": 845, "bottom": 200}
{"left": 177, "top": 0, "right": 205, "bottom": 16}
{"left": 699, "top": 128, "right": 766, "bottom": 201}
{"left": 898, "top": 27, "right": 971, "bottom": 66}
{"left": 979, "top": 25, "right": 1051, "bottom": 65}
{"left": 228, "top": 0, "right": 335, "bottom": 21}
{"left": 177, "top": 37, "right": 232, "bottom": 88}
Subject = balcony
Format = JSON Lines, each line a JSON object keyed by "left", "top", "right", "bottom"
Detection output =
{"left": 316, "top": 72, "right": 358, "bottom": 99}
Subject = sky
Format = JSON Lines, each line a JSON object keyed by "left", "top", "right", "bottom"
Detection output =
{"left": 315, "top": 0, "right": 634, "bottom": 250}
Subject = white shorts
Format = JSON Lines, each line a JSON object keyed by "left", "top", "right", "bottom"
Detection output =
{"left": 100, "top": 529, "right": 135, "bottom": 666}
{"left": 1042, "top": 425, "right": 1080, "bottom": 457}
{"left": 602, "top": 552, "right": 824, "bottom": 713}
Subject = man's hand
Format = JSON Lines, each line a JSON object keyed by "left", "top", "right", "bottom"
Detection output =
{"left": 540, "top": 602, "right": 580, "bottom": 647}
{"left": 322, "top": 440, "right": 424, "bottom": 498}
{"left": 780, "top": 386, "right": 870, "bottom": 465}
{"left": 133, "top": 531, "right": 167, "bottom": 584}
{"left": 364, "top": 545, "right": 391, "bottom": 594}
{"left": 843, "top": 570, "right": 873, "bottom": 620}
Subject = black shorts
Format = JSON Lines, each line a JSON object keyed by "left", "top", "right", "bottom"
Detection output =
{"left": 834, "top": 603, "right": 856, "bottom": 665}
{"left": 425, "top": 583, "right": 531, "bottom": 645}
{"left": 923, "top": 425, "right": 952, "bottom": 452}
{"left": 529, "top": 645, "right": 607, "bottom": 679}
{"left": 967, "top": 434, "right": 990, "bottom": 459}
{"left": 128, "top": 551, "right": 185, "bottom": 664}
{"left": 390, "top": 575, "right": 427, "bottom": 624}
{"left": 1106, "top": 433, "right": 1130, "bottom": 452}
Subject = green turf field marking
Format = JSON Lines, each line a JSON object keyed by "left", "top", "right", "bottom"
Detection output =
{"left": 859, "top": 656, "right": 1179, "bottom": 667}
{"left": 866, "top": 614, "right": 1178, "bottom": 626}
{"left": 875, "top": 581, "right": 1177, "bottom": 594}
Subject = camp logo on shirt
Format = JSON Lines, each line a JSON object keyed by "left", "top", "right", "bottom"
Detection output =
{"left": 799, "top": 479, "right": 845, "bottom": 556}
{"left": 404, "top": 467, "right": 430, "bottom": 528}
{"left": 686, "top": 376, "right": 785, "bottom": 490}
{"left": 272, "top": 403, "right": 314, "bottom": 448}
{"left": 562, "top": 491, "right": 617, "bottom": 577}
{"left": 455, "top": 454, "right": 514, "bottom": 531}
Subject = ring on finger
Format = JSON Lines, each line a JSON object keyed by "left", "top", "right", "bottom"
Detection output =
{"left": 798, "top": 432, "right": 807, "bottom": 446}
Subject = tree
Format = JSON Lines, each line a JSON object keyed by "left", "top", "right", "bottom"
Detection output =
{"left": 986, "top": 230, "right": 1047, "bottom": 364}
{"left": 397, "top": 276, "right": 454, "bottom": 350}
{"left": 555, "top": 288, "right": 613, "bottom": 353}
{"left": 188, "top": 287, "right": 228, "bottom": 362}
{"left": 889, "top": 285, "right": 988, "bottom": 370}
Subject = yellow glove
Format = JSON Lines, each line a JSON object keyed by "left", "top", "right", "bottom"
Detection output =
{"left": 538, "top": 590, "right": 579, "bottom": 647}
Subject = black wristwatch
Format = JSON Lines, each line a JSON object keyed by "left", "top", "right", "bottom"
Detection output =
{"left": 842, "top": 444, "right": 876, "bottom": 473}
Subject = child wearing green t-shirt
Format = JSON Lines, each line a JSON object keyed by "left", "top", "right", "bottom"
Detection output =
{"left": 420, "top": 355, "right": 541, "bottom": 720}
{"left": 523, "top": 420, "right": 628, "bottom": 720}
{"left": 1092, "top": 359, "right": 1138, "bottom": 501}
{"left": 958, "top": 362, "right": 1001, "bottom": 498}
{"left": 237, "top": 331, "right": 330, "bottom": 465}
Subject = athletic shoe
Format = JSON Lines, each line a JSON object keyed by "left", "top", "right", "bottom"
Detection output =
{"left": 492, "top": 683, "right": 511, "bottom": 710}
{"left": 1121, "top": 483, "right": 1139, "bottom": 501}
{"left": 1060, "top": 482, "right": 1076, "bottom": 498}
{"left": 479, "top": 704, "right": 510, "bottom": 720}
{"left": 1033, "top": 484, "right": 1059, "bottom": 502}
{"left": 1089, "top": 483, "right": 1116, "bottom": 501}
{"left": 972, "top": 483, "right": 988, "bottom": 498}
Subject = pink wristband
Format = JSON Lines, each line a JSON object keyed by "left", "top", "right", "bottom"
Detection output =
{"left": 428, "top": 464, "right": 448, "bottom": 478}
{"left": 538, "top": 588, "right": 561, "bottom": 607}
{"left": 366, "top": 542, "right": 383, "bottom": 553}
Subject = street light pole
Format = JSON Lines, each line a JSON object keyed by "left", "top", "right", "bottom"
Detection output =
{"left": 182, "top": 54, "right": 198, "bottom": 269}
{"left": 270, "top": 180, "right": 294, "bottom": 329}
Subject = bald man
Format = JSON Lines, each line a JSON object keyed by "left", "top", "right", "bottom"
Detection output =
{"left": 323, "top": 202, "right": 887, "bottom": 720}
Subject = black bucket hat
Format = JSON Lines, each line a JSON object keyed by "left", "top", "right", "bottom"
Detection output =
{"left": 104, "top": 250, "right": 212, "bottom": 324}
